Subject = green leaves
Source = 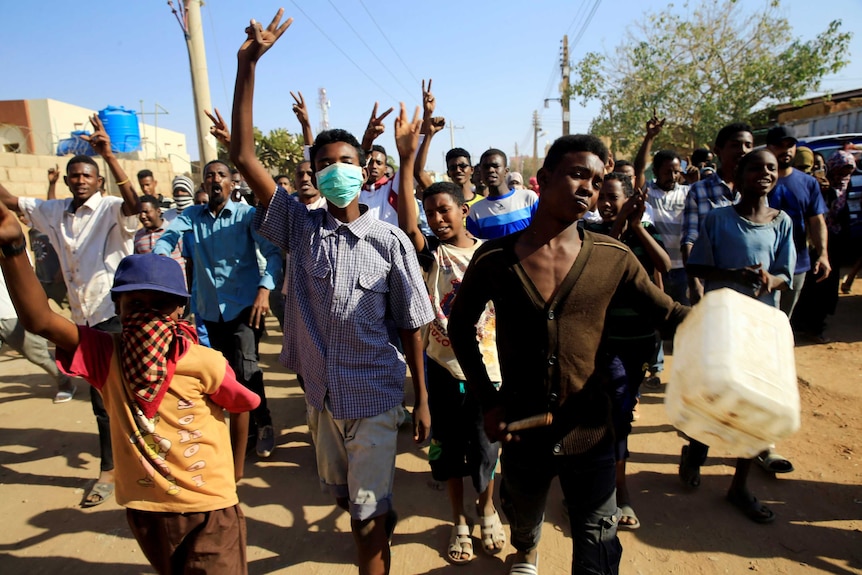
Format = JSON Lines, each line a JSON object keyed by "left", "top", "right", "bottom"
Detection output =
{"left": 570, "top": 0, "right": 851, "bottom": 155}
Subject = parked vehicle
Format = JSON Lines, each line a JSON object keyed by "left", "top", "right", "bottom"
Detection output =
{"left": 799, "top": 133, "right": 862, "bottom": 233}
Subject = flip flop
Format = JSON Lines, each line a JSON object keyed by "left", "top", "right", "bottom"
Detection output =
{"left": 756, "top": 451, "right": 794, "bottom": 474}
{"left": 53, "top": 384, "right": 77, "bottom": 404}
{"left": 82, "top": 481, "right": 114, "bottom": 508}
{"left": 726, "top": 489, "right": 775, "bottom": 524}
{"left": 477, "top": 507, "right": 506, "bottom": 555}
{"left": 618, "top": 504, "right": 640, "bottom": 530}
{"left": 447, "top": 523, "right": 474, "bottom": 565}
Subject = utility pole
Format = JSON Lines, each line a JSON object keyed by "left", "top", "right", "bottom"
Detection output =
{"left": 318, "top": 88, "right": 331, "bottom": 133}
{"left": 532, "top": 111, "right": 542, "bottom": 165}
{"left": 169, "top": 0, "right": 217, "bottom": 166}
{"left": 448, "top": 122, "right": 464, "bottom": 150}
{"left": 560, "top": 35, "right": 571, "bottom": 136}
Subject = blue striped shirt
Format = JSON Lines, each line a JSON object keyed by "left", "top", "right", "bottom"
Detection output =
{"left": 467, "top": 188, "right": 539, "bottom": 239}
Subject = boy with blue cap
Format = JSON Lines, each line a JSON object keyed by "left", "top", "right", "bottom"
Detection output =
{"left": 0, "top": 203, "right": 260, "bottom": 573}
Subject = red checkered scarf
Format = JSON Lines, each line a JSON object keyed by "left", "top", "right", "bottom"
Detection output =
{"left": 120, "top": 310, "right": 197, "bottom": 419}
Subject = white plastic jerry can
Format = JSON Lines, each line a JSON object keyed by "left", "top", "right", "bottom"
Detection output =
{"left": 666, "top": 288, "right": 801, "bottom": 458}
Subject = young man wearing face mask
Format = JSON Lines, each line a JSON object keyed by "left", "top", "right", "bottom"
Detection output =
{"left": 230, "top": 11, "right": 434, "bottom": 575}
{"left": 153, "top": 159, "right": 282, "bottom": 460}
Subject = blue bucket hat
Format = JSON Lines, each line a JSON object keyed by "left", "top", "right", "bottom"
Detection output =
{"left": 111, "top": 253, "right": 189, "bottom": 299}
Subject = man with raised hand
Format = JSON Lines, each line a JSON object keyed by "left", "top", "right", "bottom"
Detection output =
{"left": 229, "top": 11, "right": 434, "bottom": 575}
{"left": 0, "top": 115, "right": 141, "bottom": 507}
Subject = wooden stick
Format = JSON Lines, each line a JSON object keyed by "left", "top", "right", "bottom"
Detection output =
{"left": 506, "top": 412, "right": 553, "bottom": 432}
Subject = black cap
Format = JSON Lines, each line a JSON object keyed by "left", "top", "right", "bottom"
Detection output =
{"left": 766, "top": 125, "right": 797, "bottom": 146}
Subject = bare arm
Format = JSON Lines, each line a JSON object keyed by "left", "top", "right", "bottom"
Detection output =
{"left": 399, "top": 327, "right": 430, "bottom": 444}
{"left": 628, "top": 194, "right": 671, "bottom": 273}
{"left": 415, "top": 79, "right": 445, "bottom": 191}
{"left": 47, "top": 164, "right": 59, "bottom": 200}
{"left": 808, "top": 213, "right": 831, "bottom": 282}
{"left": 81, "top": 115, "right": 140, "bottom": 216}
{"left": 0, "top": 181, "right": 21, "bottom": 212}
{"left": 290, "top": 91, "right": 314, "bottom": 146}
{"left": 360, "top": 102, "right": 394, "bottom": 153}
{"left": 0, "top": 201, "right": 78, "bottom": 352}
{"left": 634, "top": 112, "right": 664, "bottom": 191}
{"left": 394, "top": 103, "right": 426, "bottom": 253}
{"left": 230, "top": 10, "right": 293, "bottom": 208}
{"left": 229, "top": 411, "right": 249, "bottom": 482}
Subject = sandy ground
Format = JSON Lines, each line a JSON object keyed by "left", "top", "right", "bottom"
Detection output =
{"left": 1, "top": 287, "right": 861, "bottom": 575}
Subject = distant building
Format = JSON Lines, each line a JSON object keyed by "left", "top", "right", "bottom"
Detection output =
{"left": 764, "top": 88, "right": 862, "bottom": 138}
{"left": 0, "top": 98, "right": 191, "bottom": 175}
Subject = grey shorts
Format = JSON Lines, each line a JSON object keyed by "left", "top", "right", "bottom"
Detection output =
{"left": 307, "top": 399, "right": 403, "bottom": 521}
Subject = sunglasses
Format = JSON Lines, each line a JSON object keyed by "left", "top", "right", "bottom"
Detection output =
{"left": 447, "top": 163, "right": 471, "bottom": 172}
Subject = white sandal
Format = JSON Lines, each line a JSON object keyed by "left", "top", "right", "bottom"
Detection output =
{"left": 477, "top": 508, "right": 507, "bottom": 555}
{"left": 447, "top": 523, "right": 473, "bottom": 565}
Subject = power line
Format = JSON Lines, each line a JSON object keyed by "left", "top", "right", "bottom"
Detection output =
{"left": 325, "top": 0, "right": 413, "bottom": 98}
{"left": 289, "top": 0, "right": 401, "bottom": 103}
{"left": 565, "top": 0, "right": 591, "bottom": 39}
{"left": 202, "top": 2, "right": 230, "bottom": 108}
{"left": 357, "top": 0, "right": 421, "bottom": 86}
{"left": 570, "top": 0, "right": 602, "bottom": 50}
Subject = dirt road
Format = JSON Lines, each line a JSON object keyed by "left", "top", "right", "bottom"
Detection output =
{"left": 1, "top": 290, "right": 860, "bottom": 574}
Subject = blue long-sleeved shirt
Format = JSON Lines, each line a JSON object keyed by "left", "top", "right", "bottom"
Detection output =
{"left": 154, "top": 201, "right": 282, "bottom": 322}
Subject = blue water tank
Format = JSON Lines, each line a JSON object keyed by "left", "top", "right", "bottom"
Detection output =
{"left": 57, "top": 130, "right": 95, "bottom": 156}
{"left": 98, "top": 106, "right": 141, "bottom": 153}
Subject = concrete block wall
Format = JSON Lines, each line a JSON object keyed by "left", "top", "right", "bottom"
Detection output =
{"left": 0, "top": 152, "right": 184, "bottom": 199}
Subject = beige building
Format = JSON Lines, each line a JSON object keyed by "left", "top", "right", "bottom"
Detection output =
{"left": 0, "top": 98, "right": 192, "bottom": 175}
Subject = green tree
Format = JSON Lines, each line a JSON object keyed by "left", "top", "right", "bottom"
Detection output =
{"left": 215, "top": 127, "right": 304, "bottom": 176}
{"left": 569, "top": 0, "right": 852, "bottom": 155}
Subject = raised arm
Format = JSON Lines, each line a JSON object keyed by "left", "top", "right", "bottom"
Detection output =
{"left": 47, "top": 164, "right": 59, "bottom": 200}
{"left": 415, "top": 79, "right": 445, "bottom": 191}
{"left": 205, "top": 108, "right": 231, "bottom": 149}
{"left": 360, "top": 102, "right": 394, "bottom": 154}
{"left": 0, "top": 181, "right": 21, "bottom": 212}
{"left": 633, "top": 112, "right": 664, "bottom": 191}
{"left": 81, "top": 115, "right": 140, "bottom": 216}
{"left": 394, "top": 103, "right": 426, "bottom": 254}
{"left": 0, "top": 201, "right": 79, "bottom": 352}
{"left": 290, "top": 91, "right": 314, "bottom": 146}
{"left": 230, "top": 9, "right": 293, "bottom": 208}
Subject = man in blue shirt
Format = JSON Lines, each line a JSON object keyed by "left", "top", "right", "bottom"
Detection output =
{"left": 155, "top": 160, "right": 282, "bottom": 458}
{"left": 765, "top": 125, "right": 830, "bottom": 318}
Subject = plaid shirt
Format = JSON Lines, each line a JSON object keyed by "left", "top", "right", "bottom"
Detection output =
{"left": 255, "top": 187, "right": 434, "bottom": 420}
{"left": 134, "top": 226, "right": 186, "bottom": 279}
{"left": 681, "top": 172, "right": 740, "bottom": 248}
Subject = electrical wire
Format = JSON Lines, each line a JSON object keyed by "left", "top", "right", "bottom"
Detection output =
{"left": 289, "top": 0, "right": 401, "bottom": 103}
{"left": 325, "top": 0, "right": 414, "bottom": 98}
{"left": 570, "top": 0, "right": 602, "bottom": 51}
{"left": 357, "top": 0, "right": 421, "bottom": 85}
{"left": 203, "top": 2, "right": 231, "bottom": 109}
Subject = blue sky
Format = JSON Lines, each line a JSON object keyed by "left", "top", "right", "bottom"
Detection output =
{"left": 2, "top": 0, "right": 860, "bottom": 172}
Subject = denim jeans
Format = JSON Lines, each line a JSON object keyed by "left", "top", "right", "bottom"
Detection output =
{"left": 500, "top": 440, "right": 622, "bottom": 574}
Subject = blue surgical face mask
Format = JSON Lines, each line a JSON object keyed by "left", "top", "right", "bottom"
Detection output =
{"left": 316, "top": 163, "right": 364, "bottom": 208}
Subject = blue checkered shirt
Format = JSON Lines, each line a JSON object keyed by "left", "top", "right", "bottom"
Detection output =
{"left": 255, "top": 187, "right": 434, "bottom": 419}
{"left": 681, "top": 173, "right": 740, "bottom": 248}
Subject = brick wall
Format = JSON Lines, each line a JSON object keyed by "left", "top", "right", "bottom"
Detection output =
{"left": 0, "top": 152, "right": 181, "bottom": 199}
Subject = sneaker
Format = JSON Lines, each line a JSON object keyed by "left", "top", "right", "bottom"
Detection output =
{"left": 256, "top": 425, "right": 275, "bottom": 458}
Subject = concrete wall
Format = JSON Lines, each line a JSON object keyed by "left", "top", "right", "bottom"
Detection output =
{"left": 0, "top": 152, "right": 180, "bottom": 200}
{"left": 0, "top": 99, "right": 193, "bottom": 175}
